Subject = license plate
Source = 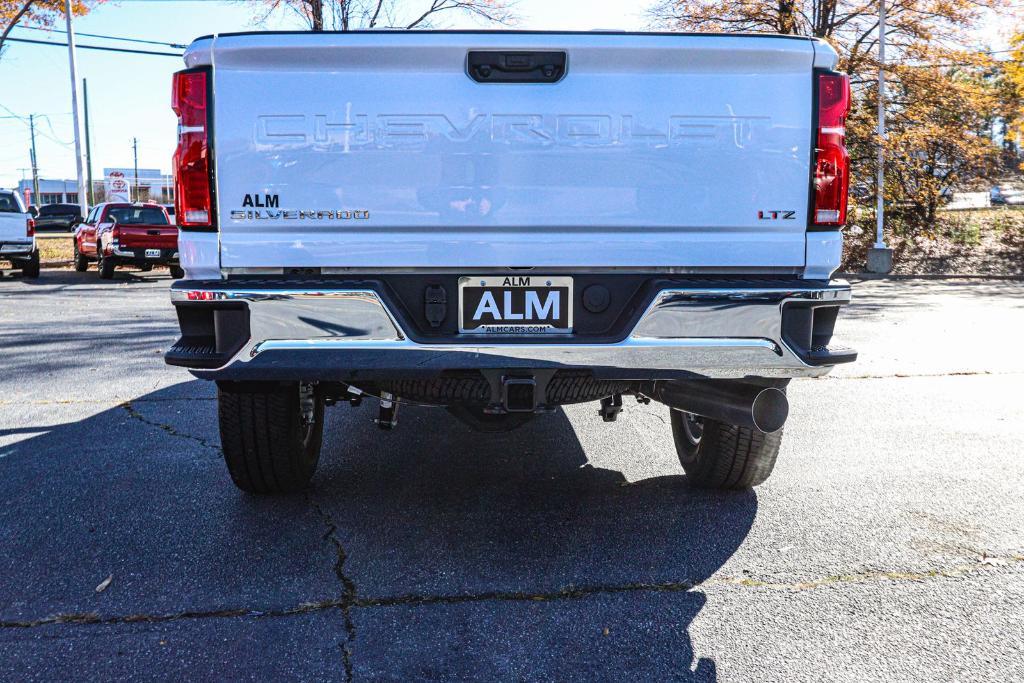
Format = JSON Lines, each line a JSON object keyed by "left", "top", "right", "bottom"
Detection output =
{"left": 459, "top": 275, "right": 572, "bottom": 334}
{"left": 145, "top": 249, "right": 161, "bottom": 258}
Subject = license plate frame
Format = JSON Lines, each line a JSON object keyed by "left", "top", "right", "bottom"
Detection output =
{"left": 144, "top": 248, "right": 161, "bottom": 259}
{"left": 458, "top": 275, "right": 573, "bottom": 335}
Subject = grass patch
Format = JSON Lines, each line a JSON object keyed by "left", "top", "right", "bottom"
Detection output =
{"left": 36, "top": 236, "right": 74, "bottom": 263}
{"left": 843, "top": 205, "right": 1024, "bottom": 275}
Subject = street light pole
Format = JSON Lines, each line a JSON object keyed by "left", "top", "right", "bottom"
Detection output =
{"left": 867, "top": 0, "right": 894, "bottom": 273}
{"left": 83, "top": 77, "right": 94, "bottom": 205}
{"left": 132, "top": 137, "right": 139, "bottom": 202}
{"left": 875, "top": 0, "right": 886, "bottom": 249}
{"left": 64, "top": 0, "right": 89, "bottom": 216}
{"left": 28, "top": 114, "right": 40, "bottom": 205}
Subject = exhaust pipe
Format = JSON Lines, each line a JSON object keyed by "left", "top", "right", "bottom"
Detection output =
{"left": 648, "top": 380, "right": 789, "bottom": 433}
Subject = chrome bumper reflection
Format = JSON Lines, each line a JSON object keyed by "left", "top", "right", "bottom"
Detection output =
{"left": 0, "top": 242, "right": 34, "bottom": 256}
{"left": 170, "top": 282, "right": 852, "bottom": 379}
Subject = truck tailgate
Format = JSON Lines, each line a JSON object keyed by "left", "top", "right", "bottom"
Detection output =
{"left": 0, "top": 213, "right": 28, "bottom": 243}
{"left": 201, "top": 32, "right": 819, "bottom": 271}
{"left": 118, "top": 225, "right": 178, "bottom": 249}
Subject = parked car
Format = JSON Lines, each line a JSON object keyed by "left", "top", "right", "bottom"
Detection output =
{"left": 990, "top": 185, "right": 1024, "bottom": 206}
{"left": 34, "top": 203, "right": 83, "bottom": 232}
{"left": 0, "top": 189, "right": 39, "bottom": 278}
{"left": 165, "top": 31, "right": 857, "bottom": 494}
{"left": 850, "top": 183, "right": 872, "bottom": 201}
{"left": 73, "top": 202, "right": 182, "bottom": 279}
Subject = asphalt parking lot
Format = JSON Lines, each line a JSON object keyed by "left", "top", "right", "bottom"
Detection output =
{"left": 1, "top": 269, "right": 1022, "bottom": 681}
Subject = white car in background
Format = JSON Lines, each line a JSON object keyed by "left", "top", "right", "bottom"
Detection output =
{"left": 0, "top": 190, "right": 39, "bottom": 278}
{"left": 990, "top": 185, "right": 1024, "bottom": 206}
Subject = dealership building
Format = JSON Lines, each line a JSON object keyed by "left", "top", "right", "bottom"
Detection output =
{"left": 17, "top": 168, "right": 173, "bottom": 206}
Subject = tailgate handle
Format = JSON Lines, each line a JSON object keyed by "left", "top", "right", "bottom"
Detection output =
{"left": 147, "top": 230, "right": 160, "bottom": 235}
{"left": 468, "top": 51, "right": 566, "bottom": 84}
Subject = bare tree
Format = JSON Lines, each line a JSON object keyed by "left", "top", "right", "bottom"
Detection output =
{"left": 1, "top": 0, "right": 104, "bottom": 59}
{"left": 248, "top": 0, "right": 518, "bottom": 31}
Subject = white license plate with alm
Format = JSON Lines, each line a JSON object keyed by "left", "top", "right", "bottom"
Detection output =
{"left": 145, "top": 249, "right": 161, "bottom": 258}
{"left": 459, "top": 275, "right": 572, "bottom": 334}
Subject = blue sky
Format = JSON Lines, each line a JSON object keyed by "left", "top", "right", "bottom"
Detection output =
{"left": 0, "top": 0, "right": 1010, "bottom": 190}
{"left": 0, "top": 0, "right": 648, "bottom": 189}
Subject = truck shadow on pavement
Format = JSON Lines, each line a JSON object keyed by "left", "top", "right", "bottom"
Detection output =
{"left": 2, "top": 268, "right": 176, "bottom": 286}
{"left": 0, "top": 381, "right": 755, "bottom": 681}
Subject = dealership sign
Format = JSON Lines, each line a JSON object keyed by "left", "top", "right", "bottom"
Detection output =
{"left": 105, "top": 170, "right": 131, "bottom": 202}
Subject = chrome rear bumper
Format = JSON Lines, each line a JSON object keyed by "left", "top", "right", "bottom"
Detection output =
{"left": 0, "top": 241, "right": 35, "bottom": 257}
{"left": 167, "top": 281, "right": 855, "bottom": 380}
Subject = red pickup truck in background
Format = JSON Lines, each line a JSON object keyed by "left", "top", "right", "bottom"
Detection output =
{"left": 74, "top": 202, "right": 182, "bottom": 279}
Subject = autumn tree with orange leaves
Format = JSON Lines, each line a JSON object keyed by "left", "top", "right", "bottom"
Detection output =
{"left": 1001, "top": 32, "right": 1024, "bottom": 158}
{"left": 650, "top": 0, "right": 1012, "bottom": 226}
{"left": 0, "top": 1, "right": 104, "bottom": 59}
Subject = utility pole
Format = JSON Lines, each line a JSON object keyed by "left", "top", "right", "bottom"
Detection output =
{"left": 65, "top": 0, "right": 89, "bottom": 216}
{"left": 18, "top": 168, "right": 29, "bottom": 205}
{"left": 83, "top": 78, "right": 94, "bottom": 205}
{"left": 867, "top": 0, "right": 893, "bottom": 273}
{"left": 132, "top": 137, "right": 139, "bottom": 201}
{"left": 28, "top": 115, "right": 40, "bottom": 205}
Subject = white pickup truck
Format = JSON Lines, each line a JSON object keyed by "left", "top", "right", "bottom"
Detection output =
{"left": 165, "top": 30, "right": 856, "bottom": 494}
{"left": 0, "top": 190, "right": 39, "bottom": 278}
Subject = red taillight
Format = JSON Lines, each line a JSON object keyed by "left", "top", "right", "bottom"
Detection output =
{"left": 814, "top": 73, "right": 850, "bottom": 226}
{"left": 172, "top": 70, "right": 211, "bottom": 228}
{"left": 186, "top": 290, "right": 216, "bottom": 301}
{"left": 26, "top": 218, "right": 35, "bottom": 237}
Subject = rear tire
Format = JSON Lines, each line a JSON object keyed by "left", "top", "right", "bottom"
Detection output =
{"left": 20, "top": 250, "right": 40, "bottom": 279}
{"left": 98, "top": 250, "right": 115, "bottom": 279}
{"left": 217, "top": 382, "right": 325, "bottom": 494}
{"left": 73, "top": 243, "right": 88, "bottom": 272}
{"left": 670, "top": 410, "right": 783, "bottom": 489}
{"left": 169, "top": 265, "right": 184, "bottom": 279}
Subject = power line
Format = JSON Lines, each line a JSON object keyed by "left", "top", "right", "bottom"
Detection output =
{"left": 38, "top": 115, "right": 73, "bottom": 146}
{"left": 0, "top": 112, "right": 71, "bottom": 120}
{"left": 4, "top": 36, "right": 183, "bottom": 58}
{"left": 13, "top": 24, "right": 188, "bottom": 49}
{"left": 0, "top": 104, "right": 74, "bottom": 148}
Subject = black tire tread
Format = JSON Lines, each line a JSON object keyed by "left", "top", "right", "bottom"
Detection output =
{"left": 217, "top": 384, "right": 323, "bottom": 494}
{"left": 378, "top": 376, "right": 490, "bottom": 404}
{"left": 21, "top": 251, "right": 40, "bottom": 278}
{"left": 545, "top": 372, "right": 630, "bottom": 405}
{"left": 73, "top": 245, "right": 88, "bottom": 272}
{"left": 98, "top": 252, "right": 115, "bottom": 279}
{"left": 379, "top": 371, "right": 629, "bottom": 407}
{"left": 671, "top": 412, "right": 783, "bottom": 489}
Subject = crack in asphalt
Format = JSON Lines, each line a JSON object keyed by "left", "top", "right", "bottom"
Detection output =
{"left": 3, "top": 554, "right": 1021, "bottom": 632}
{"left": 821, "top": 370, "right": 1024, "bottom": 380}
{"left": 119, "top": 401, "right": 220, "bottom": 454}
{"left": 0, "top": 600, "right": 344, "bottom": 629}
{"left": 307, "top": 494, "right": 358, "bottom": 683}
{"left": 350, "top": 554, "right": 1024, "bottom": 607}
